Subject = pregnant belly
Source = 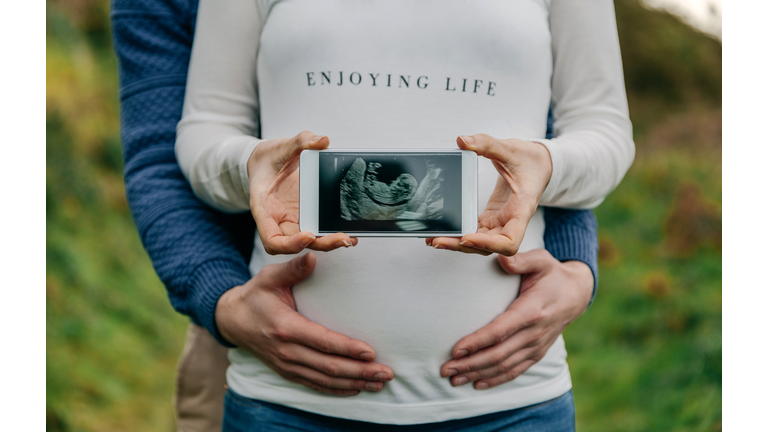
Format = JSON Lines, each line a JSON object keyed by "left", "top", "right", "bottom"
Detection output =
{"left": 245, "top": 209, "right": 545, "bottom": 402}
{"left": 291, "top": 239, "right": 520, "bottom": 368}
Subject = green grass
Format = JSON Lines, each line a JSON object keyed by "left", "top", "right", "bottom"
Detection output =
{"left": 46, "top": 0, "right": 721, "bottom": 430}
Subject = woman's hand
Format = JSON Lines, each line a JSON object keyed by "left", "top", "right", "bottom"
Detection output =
{"left": 216, "top": 253, "right": 395, "bottom": 396}
{"left": 439, "top": 249, "right": 592, "bottom": 390}
{"left": 428, "top": 134, "right": 552, "bottom": 256}
{"left": 248, "top": 131, "right": 357, "bottom": 255}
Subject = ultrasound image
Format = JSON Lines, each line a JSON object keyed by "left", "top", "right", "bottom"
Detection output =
{"left": 340, "top": 158, "right": 444, "bottom": 221}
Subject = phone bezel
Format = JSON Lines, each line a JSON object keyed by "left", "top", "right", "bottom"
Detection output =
{"left": 299, "top": 149, "right": 477, "bottom": 237}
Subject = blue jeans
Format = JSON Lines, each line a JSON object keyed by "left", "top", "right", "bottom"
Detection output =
{"left": 222, "top": 389, "right": 575, "bottom": 431}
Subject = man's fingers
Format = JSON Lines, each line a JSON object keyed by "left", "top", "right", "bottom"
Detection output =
{"left": 283, "top": 344, "right": 394, "bottom": 382}
{"left": 258, "top": 252, "right": 317, "bottom": 287}
{"left": 446, "top": 309, "right": 531, "bottom": 361}
{"left": 286, "top": 364, "right": 386, "bottom": 393}
{"left": 446, "top": 345, "right": 538, "bottom": 387}
{"left": 290, "top": 377, "right": 360, "bottom": 397}
{"left": 474, "top": 358, "right": 539, "bottom": 390}
{"left": 457, "top": 134, "right": 512, "bottom": 163}
{"left": 497, "top": 249, "right": 555, "bottom": 275}
{"left": 442, "top": 325, "right": 537, "bottom": 377}
{"left": 282, "top": 314, "right": 380, "bottom": 362}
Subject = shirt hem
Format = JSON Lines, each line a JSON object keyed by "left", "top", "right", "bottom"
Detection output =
{"left": 226, "top": 366, "right": 572, "bottom": 425}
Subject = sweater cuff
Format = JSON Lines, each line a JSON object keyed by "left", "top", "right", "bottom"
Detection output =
{"left": 188, "top": 259, "right": 252, "bottom": 348}
{"left": 543, "top": 210, "right": 599, "bottom": 308}
{"left": 530, "top": 138, "right": 564, "bottom": 205}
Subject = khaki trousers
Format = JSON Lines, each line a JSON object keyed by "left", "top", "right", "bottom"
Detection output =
{"left": 174, "top": 323, "right": 230, "bottom": 432}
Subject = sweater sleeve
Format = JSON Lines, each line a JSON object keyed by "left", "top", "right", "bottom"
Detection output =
{"left": 532, "top": 0, "right": 635, "bottom": 209}
{"left": 112, "top": 0, "right": 255, "bottom": 347}
{"left": 543, "top": 206, "right": 599, "bottom": 307}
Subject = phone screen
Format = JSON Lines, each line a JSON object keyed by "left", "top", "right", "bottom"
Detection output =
{"left": 318, "top": 152, "right": 463, "bottom": 234}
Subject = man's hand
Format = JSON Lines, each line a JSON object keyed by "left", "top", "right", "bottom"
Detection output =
{"left": 248, "top": 131, "right": 357, "bottom": 255}
{"left": 440, "top": 249, "right": 593, "bottom": 390}
{"left": 216, "top": 253, "right": 394, "bottom": 396}
{"left": 428, "top": 134, "right": 552, "bottom": 256}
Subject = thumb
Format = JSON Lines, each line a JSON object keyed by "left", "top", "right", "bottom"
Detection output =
{"left": 278, "top": 131, "right": 329, "bottom": 165}
{"left": 457, "top": 134, "right": 510, "bottom": 162}
{"left": 496, "top": 249, "right": 553, "bottom": 275}
{"left": 260, "top": 252, "right": 317, "bottom": 287}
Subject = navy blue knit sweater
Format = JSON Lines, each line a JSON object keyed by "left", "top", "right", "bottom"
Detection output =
{"left": 111, "top": 0, "right": 598, "bottom": 348}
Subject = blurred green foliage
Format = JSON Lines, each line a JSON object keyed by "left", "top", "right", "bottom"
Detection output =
{"left": 46, "top": 0, "right": 721, "bottom": 430}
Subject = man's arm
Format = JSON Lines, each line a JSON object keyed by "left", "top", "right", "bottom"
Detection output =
{"left": 543, "top": 206, "right": 598, "bottom": 306}
{"left": 112, "top": 0, "right": 253, "bottom": 347}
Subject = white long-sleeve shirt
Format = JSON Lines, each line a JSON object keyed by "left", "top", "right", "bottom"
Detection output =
{"left": 176, "top": 0, "right": 634, "bottom": 424}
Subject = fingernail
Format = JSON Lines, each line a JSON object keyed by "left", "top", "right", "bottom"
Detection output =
{"left": 335, "top": 240, "right": 351, "bottom": 248}
{"left": 343, "top": 240, "right": 351, "bottom": 248}
{"left": 300, "top": 254, "right": 309, "bottom": 267}
{"left": 365, "top": 382, "right": 381, "bottom": 392}
{"left": 374, "top": 372, "right": 393, "bottom": 381}
{"left": 460, "top": 135, "right": 475, "bottom": 147}
{"left": 455, "top": 349, "right": 469, "bottom": 359}
{"left": 311, "top": 135, "right": 325, "bottom": 143}
{"left": 444, "top": 369, "right": 458, "bottom": 377}
{"left": 476, "top": 382, "right": 489, "bottom": 390}
{"left": 454, "top": 377, "right": 468, "bottom": 386}
{"left": 459, "top": 241, "right": 474, "bottom": 248}
{"left": 426, "top": 240, "right": 432, "bottom": 247}
{"left": 301, "top": 234, "right": 316, "bottom": 247}
{"left": 360, "top": 352, "right": 374, "bottom": 361}
{"left": 433, "top": 244, "right": 445, "bottom": 250}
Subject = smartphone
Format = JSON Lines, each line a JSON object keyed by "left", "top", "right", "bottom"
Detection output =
{"left": 299, "top": 149, "right": 477, "bottom": 237}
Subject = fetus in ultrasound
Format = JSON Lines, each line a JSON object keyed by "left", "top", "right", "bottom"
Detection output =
{"left": 340, "top": 158, "right": 444, "bottom": 221}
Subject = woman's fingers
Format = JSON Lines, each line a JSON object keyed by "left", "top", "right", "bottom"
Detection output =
{"left": 427, "top": 237, "right": 492, "bottom": 256}
{"left": 257, "top": 216, "right": 355, "bottom": 254}
{"left": 456, "top": 134, "right": 513, "bottom": 164}
{"left": 459, "top": 216, "right": 530, "bottom": 256}
{"left": 264, "top": 131, "right": 329, "bottom": 171}
{"left": 308, "top": 232, "right": 358, "bottom": 251}
{"left": 261, "top": 229, "right": 316, "bottom": 255}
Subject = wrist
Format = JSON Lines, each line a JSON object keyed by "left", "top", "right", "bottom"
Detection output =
{"left": 215, "top": 284, "right": 247, "bottom": 347}
{"left": 527, "top": 140, "right": 553, "bottom": 190}
{"left": 562, "top": 260, "right": 594, "bottom": 311}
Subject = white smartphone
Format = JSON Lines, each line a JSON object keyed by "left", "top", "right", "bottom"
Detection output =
{"left": 299, "top": 149, "right": 477, "bottom": 237}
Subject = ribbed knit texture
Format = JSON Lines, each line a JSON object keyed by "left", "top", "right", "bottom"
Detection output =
{"left": 543, "top": 207, "right": 599, "bottom": 305}
{"left": 112, "top": 0, "right": 254, "bottom": 347}
{"left": 111, "top": 0, "right": 599, "bottom": 348}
